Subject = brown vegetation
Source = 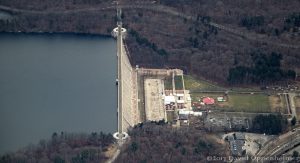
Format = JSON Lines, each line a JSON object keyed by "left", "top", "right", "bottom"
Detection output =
{"left": 116, "top": 122, "right": 228, "bottom": 162}
{"left": 0, "top": 0, "right": 299, "bottom": 85}
{"left": 0, "top": 123, "right": 228, "bottom": 163}
{"left": 269, "top": 95, "right": 286, "bottom": 114}
{"left": 0, "top": 132, "right": 114, "bottom": 163}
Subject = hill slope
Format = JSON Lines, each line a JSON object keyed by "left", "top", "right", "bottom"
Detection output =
{"left": 0, "top": 0, "right": 299, "bottom": 85}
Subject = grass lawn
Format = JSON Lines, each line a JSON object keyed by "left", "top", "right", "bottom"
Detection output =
{"left": 191, "top": 92, "right": 271, "bottom": 113}
{"left": 227, "top": 94, "right": 271, "bottom": 113}
{"left": 184, "top": 75, "right": 260, "bottom": 92}
{"left": 184, "top": 75, "right": 225, "bottom": 91}
{"left": 184, "top": 75, "right": 262, "bottom": 92}
{"left": 164, "top": 76, "right": 183, "bottom": 90}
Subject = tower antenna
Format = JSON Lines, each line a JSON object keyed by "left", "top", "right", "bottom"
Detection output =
{"left": 117, "top": 1, "right": 122, "bottom": 27}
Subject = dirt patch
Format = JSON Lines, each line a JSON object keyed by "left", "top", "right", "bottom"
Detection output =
{"left": 269, "top": 95, "right": 286, "bottom": 113}
{"left": 294, "top": 96, "right": 300, "bottom": 118}
{"left": 217, "top": 102, "right": 230, "bottom": 107}
{"left": 104, "top": 144, "right": 118, "bottom": 159}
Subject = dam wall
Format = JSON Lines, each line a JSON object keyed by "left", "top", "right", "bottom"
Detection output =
{"left": 120, "top": 40, "right": 139, "bottom": 131}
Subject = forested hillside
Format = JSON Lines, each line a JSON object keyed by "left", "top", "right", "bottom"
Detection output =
{"left": 0, "top": 132, "right": 114, "bottom": 163}
{"left": 0, "top": 123, "right": 228, "bottom": 163}
{"left": 0, "top": 0, "right": 299, "bottom": 85}
{"left": 116, "top": 122, "right": 228, "bottom": 162}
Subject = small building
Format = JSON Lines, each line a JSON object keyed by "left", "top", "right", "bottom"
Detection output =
{"left": 179, "top": 109, "right": 191, "bottom": 115}
{"left": 178, "top": 113, "right": 189, "bottom": 125}
{"left": 178, "top": 114, "right": 189, "bottom": 120}
{"left": 179, "top": 109, "right": 202, "bottom": 116}
{"left": 192, "top": 102, "right": 202, "bottom": 109}
{"left": 227, "top": 133, "right": 245, "bottom": 156}
{"left": 203, "top": 97, "right": 215, "bottom": 105}
{"left": 187, "top": 96, "right": 191, "bottom": 102}
{"left": 230, "top": 140, "right": 245, "bottom": 156}
{"left": 177, "top": 93, "right": 184, "bottom": 97}
{"left": 192, "top": 111, "right": 203, "bottom": 116}
{"left": 164, "top": 95, "right": 175, "bottom": 105}
{"left": 177, "top": 100, "right": 185, "bottom": 104}
{"left": 217, "top": 96, "right": 226, "bottom": 102}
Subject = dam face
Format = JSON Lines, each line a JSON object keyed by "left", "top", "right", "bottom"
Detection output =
{"left": 119, "top": 38, "right": 139, "bottom": 130}
{"left": 113, "top": 22, "right": 140, "bottom": 137}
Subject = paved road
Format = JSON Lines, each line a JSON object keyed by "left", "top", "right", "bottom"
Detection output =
{"left": 106, "top": 148, "right": 120, "bottom": 163}
{"left": 256, "top": 127, "right": 300, "bottom": 157}
{"left": 265, "top": 136, "right": 300, "bottom": 157}
{"left": 209, "top": 22, "right": 300, "bottom": 49}
{"left": 0, "top": 3, "right": 299, "bottom": 49}
{"left": 284, "top": 93, "right": 292, "bottom": 115}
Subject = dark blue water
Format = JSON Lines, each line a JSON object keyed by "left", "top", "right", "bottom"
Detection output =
{"left": 0, "top": 33, "right": 117, "bottom": 154}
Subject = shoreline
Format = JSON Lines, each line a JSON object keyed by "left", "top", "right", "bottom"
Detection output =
{"left": 0, "top": 31, "right": 111, "bottom": 38}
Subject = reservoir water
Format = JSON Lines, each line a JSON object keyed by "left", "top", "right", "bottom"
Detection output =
{"left": 0, "top": 33, "right": 117, "bottom": 154}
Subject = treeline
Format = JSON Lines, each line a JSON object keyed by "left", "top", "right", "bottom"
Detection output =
{"left": 228, "top": 51, "right": 296, "bottom": 85}
{"left": 129, "top": 29, "right": 169, "bottom": 58}
{"left": 1, "top": 0, "right": 299, "bottom": 85}
{"left": 240, "top": 15, "right": 265, "bottom": 29}
{"left": 188, "top": 22, "right": 218, "bottom": 49}
{"left": 0, "top": 132, "right": 114, "bottom": 163}
{"left": 239, "top": 12, "right": 300, "bottom": 36}
{"left": 116, "top": 122, "right": 227, "bottom": 163}
{"left": 0, "top": 0, "right": 113, "bottom": 10}
{"left": 284, "top": 12, "right": 300, "bottom": 32}
{"left": 0, "top": 11, "right": 116, "bottom": 35}
{"left": 252, "top": 114, "right": 288, "bottom": 135}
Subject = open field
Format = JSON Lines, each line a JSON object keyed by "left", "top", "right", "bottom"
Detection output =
{"left": 269, "top": 95, "right": 287, "bottom": 114}
{"left": 184, "top": 75, "right": 261, "bottom": 92}
{"left": 184, "top": 75, "right": 225, "bottom": 91}
{"left": 295, "top": 96, "right": 300, "bottom": 118}
{"left": 191, "top": 92, "right": 271, "bottom": 113}
{"left": 228, "top": 94, "right": 270, "bottom": 113}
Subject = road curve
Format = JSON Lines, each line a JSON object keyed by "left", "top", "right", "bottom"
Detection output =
{"left": 256, "top": 128, "right": 300, "bottom": 157}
